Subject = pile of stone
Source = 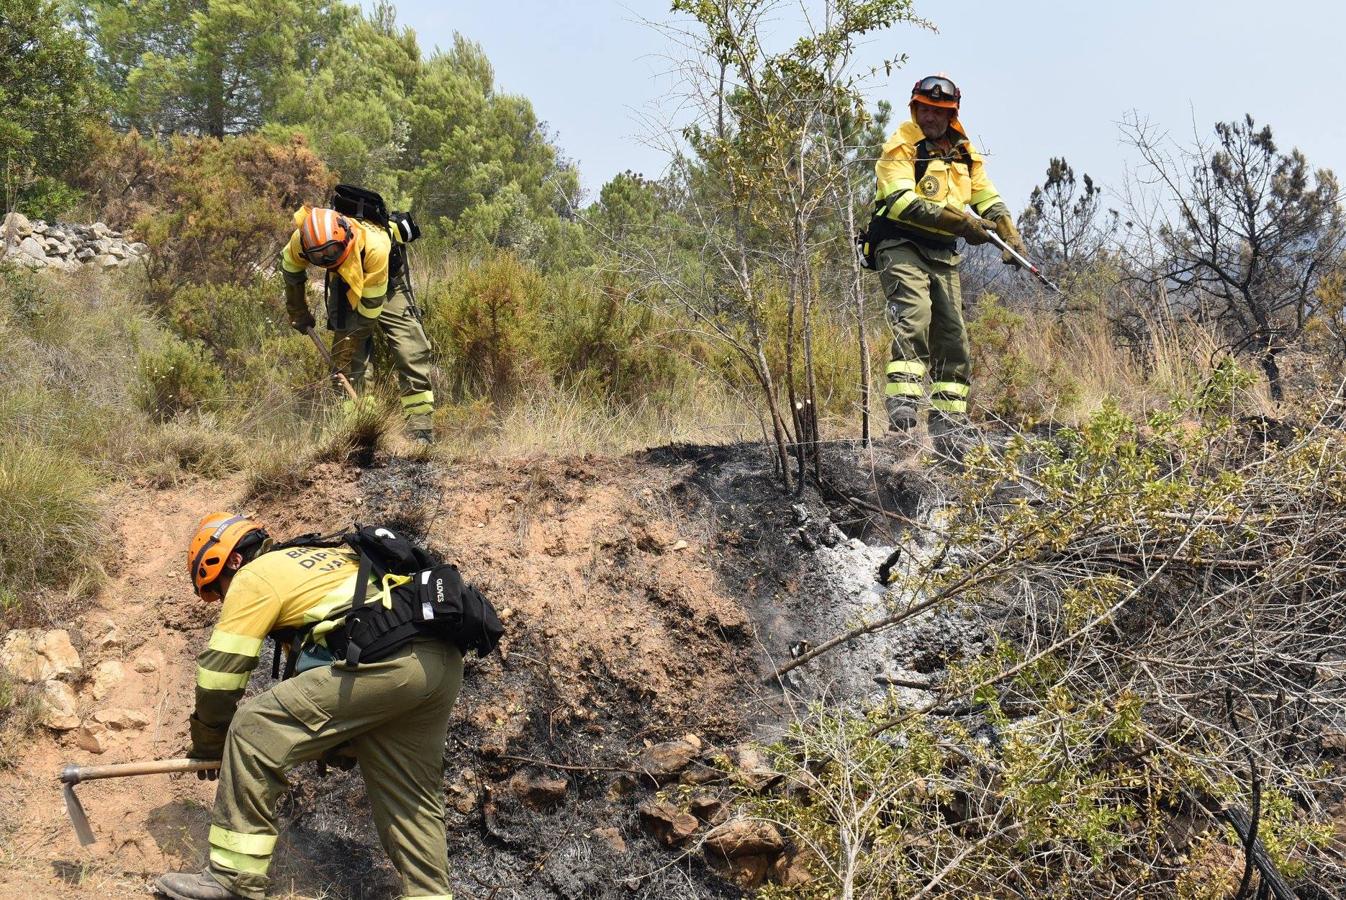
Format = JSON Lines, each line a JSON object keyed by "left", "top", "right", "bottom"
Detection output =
{"left": 2, "top": 212, "right": 149, "bottom": 272}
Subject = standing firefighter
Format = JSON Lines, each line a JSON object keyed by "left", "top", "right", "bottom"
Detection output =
{"left": 154, "top": 513, "right": 466, "bottom": 900}
{"left": 869, "top": 74, "right": 1027, "bottom": 451}
{"left": 283, "top": 198, "right": 436, "bottom": 443}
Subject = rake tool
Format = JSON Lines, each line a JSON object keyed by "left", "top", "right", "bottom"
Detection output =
{"left": 60, "top": 757, "right": 220, "bottom": 845}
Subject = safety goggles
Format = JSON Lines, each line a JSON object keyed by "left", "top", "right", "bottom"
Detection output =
{"left": 300, "top": 236, "right": 349, "bottom": 269}
{"left": 912, "top": 76, "right": 959, "bottom": 103}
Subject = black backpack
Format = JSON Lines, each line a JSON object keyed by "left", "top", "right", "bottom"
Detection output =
{"left": 331, "top": 184, "right": 420, "bottom": 280}
{"left": 270, "top": 524, "right": 505, "bottom": 674}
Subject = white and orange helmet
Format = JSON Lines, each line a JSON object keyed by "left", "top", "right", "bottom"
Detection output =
{"left": 298, "top": 207, "right": 355, "bottom": 269}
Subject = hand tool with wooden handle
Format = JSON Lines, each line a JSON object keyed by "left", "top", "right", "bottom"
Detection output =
{"left": 60, "top": 757, "right": 220, "bottom": 845}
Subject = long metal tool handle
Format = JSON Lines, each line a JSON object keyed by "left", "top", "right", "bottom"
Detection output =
{"left": 983, "top": 229, "right": 1067, "bottom": 299}
{"left": 304, "top": 326, "right": 360, "bottom": 402}
{"left": 60, "top": 757, "right": 219, "bottom": 784}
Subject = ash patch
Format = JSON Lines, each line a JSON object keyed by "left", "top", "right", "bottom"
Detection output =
{"left": 355, "top": 454, "right": 451, "bottom": 538}
{"left": 650, "top": 440, "right": 988, "bottom": 712}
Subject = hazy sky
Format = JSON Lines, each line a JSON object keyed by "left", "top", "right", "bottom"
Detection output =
{"left": 393, "top": 0, "right": 1345, "bottom": 211}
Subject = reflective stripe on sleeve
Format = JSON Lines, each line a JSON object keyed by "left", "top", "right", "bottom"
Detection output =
{"left": 196, "top": 667, "right": 250, "bottom": 691}
{"left": 208, "top": 630, "right": 264, "bottom": 657}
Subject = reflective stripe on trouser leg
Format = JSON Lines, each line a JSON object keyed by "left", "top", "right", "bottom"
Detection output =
{"left": 930, "top": 380, "right": 969, "bottom": 415}
{"left": 379, "top": 290, "right": 436, "bottom": 431}
{"left": 208, "top": 643, "right": 463, "bottom": 900}
{"left": 884, "top": 358, "right": 926, "bottom": 399}
{"left": 208, "top": 825, "right": 275, "bottom": 881}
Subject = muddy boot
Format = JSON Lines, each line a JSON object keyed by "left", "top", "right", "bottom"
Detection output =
{"left": 928, "top": 412, "right": 978, "bottom": 462}
{"left": 154, "top": 872, "right": 245, "bottom": 900}
{"left": 885, "top": 397, "right": 918, "bottom": 433}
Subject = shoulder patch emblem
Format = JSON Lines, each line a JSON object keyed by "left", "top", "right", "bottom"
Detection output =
{"left": 918, "top": 175, "right": 941, "bottom": 198}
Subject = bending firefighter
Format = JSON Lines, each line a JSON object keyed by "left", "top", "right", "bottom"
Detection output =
{"left": 154, "top": 513, "right": 463, "bottom": 900}
{"left": 283, "top": 205, "right": 436, "bottom": 443}
{"left": 870, "top": 74, "right": 1028, "bottom": 449}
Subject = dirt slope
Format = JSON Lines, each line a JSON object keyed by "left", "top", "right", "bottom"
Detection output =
{"left": 0, "top": 450, "right": 791, "bottom": 899}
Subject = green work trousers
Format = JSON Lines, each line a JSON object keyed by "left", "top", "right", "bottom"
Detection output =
{"left": 877, "top": 240, "right": 971, "bottom": 421}
{"left": 330, "top": 287, "right": 436, "bottom": 431}
{"left": 206, "top": 640, "right": 464, "bottom": 900}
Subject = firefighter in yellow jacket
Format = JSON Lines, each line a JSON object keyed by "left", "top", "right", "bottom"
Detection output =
{"left": 871, "top": 74, "right": 1028, "bottom": 450}
{"left": 154, "top": 513, "right": 463, "bottom": 900}
{"left": 282, "top": 206, "right": 437, "bottom": 443}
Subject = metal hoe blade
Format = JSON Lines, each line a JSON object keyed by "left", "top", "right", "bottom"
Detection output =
{"left": 63, "top": 780, "right": 96, "bottom": 846}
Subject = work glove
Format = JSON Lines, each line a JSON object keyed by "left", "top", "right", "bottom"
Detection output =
{"left": 935, "top": 207, "right": 993, "bottom": 246}
{"left": 187, "top": 714, "right": 226, "bottom": 780}
{"left": 993, "top": 216, "right": 1030, "bottom": 268}
{"left": 284, "top": 277, "right": 314, "bottom": 333}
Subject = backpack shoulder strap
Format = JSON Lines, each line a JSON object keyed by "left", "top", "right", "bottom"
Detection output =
{"left": 913, "top": 138, "right": 932, "bottom": 184}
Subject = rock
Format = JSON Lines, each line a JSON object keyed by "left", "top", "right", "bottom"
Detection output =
{"left": 680, "top": 761, "right": 724, "bottom": 786}
{"left": 791, "top": 503, "right": 809, "bottom": 525}
{"left": 689, "top": 791, "right": 727, "bottom": 824}
{"left": 3, "top": 211, "right": 32, "bottom": 237}
{"left": 0, "top": 629, "right": 82, "bottom": 683}
{"left": 90, "top": 660, "right": 125, "bottom": 700}
{"left": 508, "top": 771, "right": 568, "bottom": 810}
{"left": 130, "top": 242, "right": 149, "bottom": 255}
{"left": 638, "top": 799, "right": 699, "bottom": 847}
{"left": 92, "top": 239, "right": 111, "bottom": 254}
{"left": 133, "top": 652, "right": 163, "bottom": 674}
{"left": 592, "top": 826, "right": 626, "bottom": 854}
{"left": 18, "top": 236, "right": 45, "bottom": 260}
{"left": 703, "top": 819, "right": 784, "bottom": 860}
{"left": 1322, "top": 727, "right": 1346, "bottom": 752}
{"left": 39, "top": 681, "right": 80, "bottom": 731}
{"left": 96, "top": 255, "right": 120, "bottom": 269}
{"left": 74, "top": 247, "right": 95, "bottom": 262}
{"left": 108, "top": 243, "right": 127, "bottom": 259}
{"left": 74, "top": 721, "right": 110, "bottom": 754}
{"left": 707, "top": 854, "right": 771, "bottom": 890}
{"left": 94, "top": 626, "right": 123, "bottom": 651}
{"left": 92, "top": 222, "right": 111, "bottom": 238}
{"left": 33, "top": 221, "right": 48, "bottom": 234}
{"left": 92, "top": 707, "right": 152, "bottom": 731}
{"left": 733, "top": 746, "right": 782, "bottom": 792}
{"left": 770, "top": 849, "right": 817, "bottom": 887}
{"left": 637, "top": 735, "right": 700, "bottom": 784}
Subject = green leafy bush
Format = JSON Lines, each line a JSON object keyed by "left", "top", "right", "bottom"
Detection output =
{"left": 135, "top": 336, "right": 225, "bottom": 421}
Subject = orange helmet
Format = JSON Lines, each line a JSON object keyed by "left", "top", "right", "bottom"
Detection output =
{"left": 298, "top": 207, "right": 355, "bottom": 269}
{"left": 910, "top": 73, "right": 960, "bottom": 111}
{"left": 188, "top": 512, "right": 265, "bottom": 599}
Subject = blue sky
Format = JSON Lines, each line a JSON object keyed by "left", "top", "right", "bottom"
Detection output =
{"left": 393, "top": 0, "right": 1345, "bottom": 212}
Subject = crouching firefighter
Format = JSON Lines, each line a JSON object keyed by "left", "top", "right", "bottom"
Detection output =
{"left": 155, "top": 512, "right": 502, "bottom": 900}
{"left": 282, "top": 193, "right": 436, "bottom": 444}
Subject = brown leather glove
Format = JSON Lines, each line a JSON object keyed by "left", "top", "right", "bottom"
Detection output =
{"left": 935, "top": 207, "right": 993, "bottom": 246}
{"left": 993, "top": 216, "right": 1029, "bottom": 267}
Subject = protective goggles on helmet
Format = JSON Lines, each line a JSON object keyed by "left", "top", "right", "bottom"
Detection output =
{"left": 299, "top": 209, "right": 354, "bottom": 269}
{"left": 911, "top": 75, "right": 960, "bottom": 107}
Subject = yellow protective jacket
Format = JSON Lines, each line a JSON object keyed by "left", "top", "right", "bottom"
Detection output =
{"left": 875, "top": 118, "right": 1010, "bottom": 260}
{"left": 190, "top": 546, "right": 364, "bottom": 754}
{"left": 280, "top": 207, "right": 390, "bottom": 320}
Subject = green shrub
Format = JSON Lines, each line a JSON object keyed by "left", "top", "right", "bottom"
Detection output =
{"left": 135, "top": 336, "right": 225, "bottom": 421}
{"left": 0, "top": 443, "right": 105, "bottom": 599}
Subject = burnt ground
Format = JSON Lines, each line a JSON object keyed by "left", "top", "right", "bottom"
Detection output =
{"left": 0, "top": 437, "right": 974, "bottom": 900}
